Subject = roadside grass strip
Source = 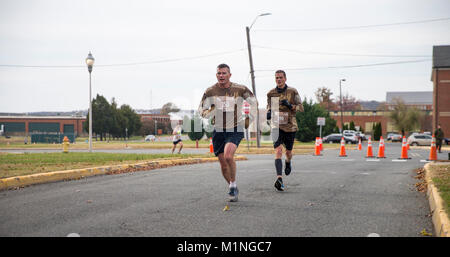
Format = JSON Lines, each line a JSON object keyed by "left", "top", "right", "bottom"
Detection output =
{"left": 0, "top": 152, "right": 212, "bottom": 179}
{"left": 0, "top": 152, "right": 247, "bottom": 190}
{"left": 424, "top": 162, "right": 450, "bottom": 237}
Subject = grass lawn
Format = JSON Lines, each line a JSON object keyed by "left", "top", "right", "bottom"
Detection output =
{"left": 428, "top": 163, "right": 450, "bottom": 216}
{"left": 0, "top": 136, "right": 348, "bottom": 150}
{"left": 0, "top": 152, "right": 211, "bottom": 179}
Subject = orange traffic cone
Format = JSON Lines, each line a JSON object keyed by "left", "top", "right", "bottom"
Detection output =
{"left": 339, "top": 137, "right": 347, "bottom": 157}
{"left": 366, "top": 136, "right": 374, "bottom": 158}
{"left": 319, "top": 137, "right": 323, "bottom": 151}
{"left": 209, "top": 137, "right": 214, "bottom": 153}
{"left": 377, "top": 136, "right": 386, "bottom": 158}
{"left": 358, "top": 138, "right": 362, "bottom": 151}
{"left": 427, "top": 135, "right": 437, "bottom": 161}
{"left": 399, "top": 136, "right": 410, "bottom": 159}
{"left": 314, "top": 137, "right": 322, "bottom": 156}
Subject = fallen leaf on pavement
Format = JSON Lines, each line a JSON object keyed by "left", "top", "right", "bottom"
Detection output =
{"left": 420, "top": 229, "right": 432, "bottom": 236}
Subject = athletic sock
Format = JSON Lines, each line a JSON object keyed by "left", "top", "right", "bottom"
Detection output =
{"left": 229, "top": 181, "right": 237, "bottom": 188}
{"left": 275, "top": 159, "right": 282, "bottom": 176}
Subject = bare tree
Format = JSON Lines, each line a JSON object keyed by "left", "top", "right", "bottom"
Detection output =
{"left": 314, "top": 87, "right": 335, "bottom": 111}
{"left": 161, "top": 102, "right": 180, "bottom": 115}
{"left": 388, "top": 98, "right": 423, "bottom": 136}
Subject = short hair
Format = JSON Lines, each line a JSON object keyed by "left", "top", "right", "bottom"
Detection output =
{"left": 275, "top": 70, "right": 286, "bottom": 78}
{"left": 217, "top": 63, "right": 231, "bottom": 72}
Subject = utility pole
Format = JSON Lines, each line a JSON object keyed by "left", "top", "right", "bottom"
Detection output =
{"left": 339, "top": 79, "right": 346, "bottom": 135}
{"left": 246, "top": 26, "right": 261, "bottom": 148}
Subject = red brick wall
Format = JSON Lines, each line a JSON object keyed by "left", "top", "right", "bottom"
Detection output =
{"left": 432, "top": 68, "right": 450, "bottom": 137}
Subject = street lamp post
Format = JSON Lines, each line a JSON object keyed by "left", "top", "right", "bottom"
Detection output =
{"left": 246, "top": 12, "right": 271, "bottom": 148}
{"left": 125, "top": 127, "right": 128, "bottom": 148}
{"left": 339, "top": 78, "right": 346, "bottom": 135}
{"left": 86, "top": 52, "right": 95, "bottom": 152}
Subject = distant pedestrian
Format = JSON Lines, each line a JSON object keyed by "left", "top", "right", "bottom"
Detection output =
{"left": 266, "top": 70, "right": 303, "bottom": 191}
{"left": 434, "top": 124, "right": 444, "bottom": 153}
{"left": 171, "top": 125, "right": 183, "bottom": 154}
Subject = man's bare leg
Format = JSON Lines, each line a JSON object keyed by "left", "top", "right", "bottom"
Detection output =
{"left": 224, "top": 142, "right": 238, "bottom": 183}
{"left": 286, "top": 149, "right": 292, "bottom": 162}
{"left": 217, "top": 153, "right": 231, "bottom": 184}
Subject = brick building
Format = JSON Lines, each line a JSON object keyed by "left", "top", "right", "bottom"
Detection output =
{"left": 431, "top": 45, "right": 450, "bottom": 137}
{"left": 330, "top": 90, "right": 433, "bottom": 135}
{"left": 139, "top": 113, "right": 171, "bottom": 123}
{"left": 0, "top": 116, "right": 85, "bottom": 136}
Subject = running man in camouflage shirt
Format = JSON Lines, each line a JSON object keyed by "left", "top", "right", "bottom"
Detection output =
{"left": 198, "top": 63, "right": 256, "bottom": 202}
{"left": 266, "top": 70, "right": 304, "bottom": 191}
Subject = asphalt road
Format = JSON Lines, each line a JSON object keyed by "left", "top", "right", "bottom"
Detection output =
{"left": 0, "top": 143, "right": 441, "bottom": 237}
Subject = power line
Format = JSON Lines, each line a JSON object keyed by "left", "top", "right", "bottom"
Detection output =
{"left": 253, "top": 45, "right": 429, "bottom": 58}
{"left": 255, "top": 17, "right": 450, "bottom": 32}
{"left": 97, "top": 49, "right": 245, "bottom": 67}
{"left": 255, "top": 59, "right": 432, "bottom": 72}
{"left": 0, "top": 49, "right": 245, "bottom": 69}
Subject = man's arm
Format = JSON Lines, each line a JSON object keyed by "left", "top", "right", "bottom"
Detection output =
{"left": 291, "top": 89, "right": 304, "bottom": 112}
{"left": 266, "top": 92, "right": 272, "bottom": 120}
{"left": 198, "top": 91, "right": 215, "bottom": 119}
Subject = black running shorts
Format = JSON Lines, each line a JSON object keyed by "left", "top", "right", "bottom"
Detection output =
{"left": 272, "top": 129, "right": 296, "bottom": 151}
{"left": 212, "top": 127, "right": 244, "bottom": 156}
{"left": 173, "top": 139, "right": 182, "bottom": 145}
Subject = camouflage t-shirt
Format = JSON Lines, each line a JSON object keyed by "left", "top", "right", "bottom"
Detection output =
{"left": 266, "top": 85, "right": 303, "bottom": 132}
{"left": 198, "top": 82, "right": 255, "bottom": 130}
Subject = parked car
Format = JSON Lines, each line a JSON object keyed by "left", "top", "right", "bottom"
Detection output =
{"left": 343, "top": 133, "right": 359, "bottom": 144}
{"left": 323, "top": 133, "right": 358, "bottom": 144}
{"left": 387, "top": 133, "right": 402, "bottom": 142}
{"left": 323, "top": 134, "right": 342, "bottom": 143}
{"left": 355, "top": 132, "right": 366, "bottom": 141}
{"left": 407, "top": 134, "right": 432, "bottom": 146}
{"left": 145, "top": 135, "right": 156, "bottom": 142}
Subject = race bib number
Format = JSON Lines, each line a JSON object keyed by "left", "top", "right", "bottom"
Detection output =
{"left": 216, "top": 96, "right": 235, "bottom": 112}
{"left": 278, "top": 112, "right": 289, "bottom": 125}
{"left": 272, "top": 111, "right": 289, "bottom": 126}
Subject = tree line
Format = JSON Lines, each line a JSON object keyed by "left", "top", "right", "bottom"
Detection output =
{"left": 84, "top": 94, "right": 142, "bottom": 141}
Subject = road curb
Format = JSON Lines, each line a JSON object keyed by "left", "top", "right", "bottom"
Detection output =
{"left": 0, "top": 155, "right": 247, "bottom": 191}
{"left": 424, "top": 162, "right": 450, "bottom": 237}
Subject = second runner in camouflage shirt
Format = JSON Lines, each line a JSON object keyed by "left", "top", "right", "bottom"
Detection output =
{"left": 266, "top": 85, "right": 303, "bottom": 132}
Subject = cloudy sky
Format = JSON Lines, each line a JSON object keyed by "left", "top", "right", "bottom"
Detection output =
{"left": 1, "top": 0, "right": 449, "bottom": 113}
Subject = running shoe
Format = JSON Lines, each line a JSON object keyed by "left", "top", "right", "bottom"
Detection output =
{"left": 285, "top": 161, "right": 292, "bottom": 176}
{"left": 228, "top": 187, "right": 239, "bottom": 202}
{"left": 274, "top": 178, "right": 284, "bottom": 191}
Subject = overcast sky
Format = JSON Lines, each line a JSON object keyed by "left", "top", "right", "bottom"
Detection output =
{"left": 1, "top": 0, "right": 449, "bottom": 113}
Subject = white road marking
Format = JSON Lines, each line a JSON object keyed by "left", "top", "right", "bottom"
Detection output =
{"left": 367, "top": 233, "right": 380, "bottom": 237}
{"left": 366, "top": 159, "right": 380, "bottom": 162}
{"left": 392, "top": 159, "right": 407, "bottom": 162}
{"left": 67, "top": 233, "right": 80, "bottom": 237}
